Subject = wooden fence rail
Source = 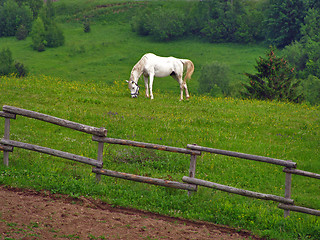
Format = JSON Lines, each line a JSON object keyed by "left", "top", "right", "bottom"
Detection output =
{"left": 283, "top": 168, "right": 320, "bottom": 179}
{"left": 92, "top": 168, "right": 197, "bottom": 191}
{"left": 278, "top": 204, "right": 320, "bottom": 216}
{"left": 0, "top": 139, "right": 102, "bottom": 167}
{"left": 2, "top": 105, "right": 107, "bottom": 137}
{"left": 1, "top": 105, "right": 319, "bottom": 218}
{"left": 182, "top": 176, "right": 294, "bottom": 204}
{"left": 92, "top": 136, "right": 201, "bottom": 155}
{"left": 186, "top": 144, "right": 297, "bottom": 168}
{"left": 0, "top": 105, "right": 198, "bottom": 192}
{"left": 186, "top": 144, "right": 319, "bottom": 217}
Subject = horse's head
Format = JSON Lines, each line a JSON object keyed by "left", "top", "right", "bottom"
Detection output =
{"left": 126, "top": 80, "right": 140, "bottom": 98}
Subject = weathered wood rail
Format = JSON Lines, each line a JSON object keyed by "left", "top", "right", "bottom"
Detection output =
{"left": 182, "top": 176, "right": 294, "bottom": 204}
{"left": 0, "top": 105, "right": 198, "bottom": 192}
{"left": 92, "top": 168, "right": 197, "bottom": 191}
{"left": 0, "top": 139, "right": 102, "bottom": 167}
{"left": 186, "top": 144, "right": 320, "bottom": 217}
{"left": 1, "top": 105, "right": 319, "bottom": 217}
{"left": 2, "top": 105, "right": 107, "bottom": 137}
{"left": 92, "top": 136, "right": 201, "bottom": 155}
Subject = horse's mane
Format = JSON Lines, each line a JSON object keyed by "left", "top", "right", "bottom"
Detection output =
{"left": 131, "top": 54, "right": 148, "bottom": 79}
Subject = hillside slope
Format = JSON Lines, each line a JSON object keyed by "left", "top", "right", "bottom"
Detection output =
{"left": 0, "top": 75, "right": 319, "bottom": 239}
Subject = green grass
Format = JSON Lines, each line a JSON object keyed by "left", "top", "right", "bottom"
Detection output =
{"left": 0, "top": 75, "right": 319, "bottom": 240}
{"left": 0, "top": 0, "right": 319, "bottom": 239}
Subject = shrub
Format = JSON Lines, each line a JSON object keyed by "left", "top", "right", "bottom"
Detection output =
{"left": 198, "top": 62, "right": 231, "bottom": 97}
{"left": 243, "top": 47, "right": 304, "bottom": 103}
{"left": 0, "top": 48, "right": 28, "bottom": 77}
{"left": 45, "top": 23, "right": 65, "bottom": 48}
{"left": 0, "top": 48, "right": 14, "bottom": 76}
{"left": 83, "top": 18, "right": 91, "bottom": 33}
{"left": 31, "top": 17, "right": 46, "bottom": 51}
{"left": 16, "top": 24, "right": 29, "bottom": 40}
{"left": 131, "top": 7, "right": 186, "bottom": 41}
{"left": 131, "top": 8, "right": 150, "bottom": 36}
{"left": 14, "top": 62, "right": 28, "bottom": 77}
{"left": 29, "top": 0, "right": 64, "bottom": 51}
{"left": 303, "top": 75, "right": 320, "bottom": 105}
{"left": 300, "top": 8, "right": 320, "bottom": 78}
{"left": 0, "top": 0, "right": 33, "bottom": 37}
{"left": 282, "top": 41, "right": 308, "bottom": 72}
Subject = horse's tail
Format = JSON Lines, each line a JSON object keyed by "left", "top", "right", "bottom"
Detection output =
{"left": 182, "top": 60, "right": 194, "bottom": 84}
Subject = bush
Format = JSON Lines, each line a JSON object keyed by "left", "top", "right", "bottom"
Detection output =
{"left": 0, "top": 0, "right": 33, "bottom": 37}
{"left": 303, "top": 75, "right": 320, "bottom": 105}
{"left": 131, "top": 7, "right": 186, "bottom": 41}
{"left": 83, "top": 18, "right": 91, "bottom": 33}
{"left": 282, "top": 41, "right": 308, "bottom": 72}
{"left": 16, "top": 24, "right": 29, "bottom": 40}
{"left": 0, "top": 48, "right": 28, "bottom": 77}
{"left": 131, "top": 8, "right": 150, "bottom": 36}
{"left": 30, "top": 17, "right": 46, "bottom": 51}
{"left": 29, "top": 0, "right": 64, "bottom": 51}
{"left": 14, "top": 62, "right": 28, "bottom": 77}
{"left": 300, "top": 8, "right": 320, "bottom": 78}
{"left": 0, "top": 48, "right": 14, "bottom": 76}
{"left": 45, "top": 23, "right": 65, "bottom": 48}
{"left": 198, "top": 62, "right": 231, "bottom": 97}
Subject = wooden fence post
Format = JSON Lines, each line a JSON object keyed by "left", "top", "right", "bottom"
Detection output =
{"left": 284, "top": 167, "right": 292, "bottom": 218}
{"left": 188, "top": 154, "right": 198, "bottom": 196}
{"left": 95, "top": 141, "right": 104, "bottom": 183}
{"left": 3, "top": 117, "right": 11, "bottom": 166}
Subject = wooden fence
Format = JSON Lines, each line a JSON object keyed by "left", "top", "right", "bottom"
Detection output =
{"left": 0, "top": 105, "right": 199, "bottom": 193}
{"left": 1, "top": 105, "right": 319, "bottom": 218}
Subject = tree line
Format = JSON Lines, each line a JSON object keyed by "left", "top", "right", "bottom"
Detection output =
{"left": 0, "top": 0, "right": 64, "bottom": 50}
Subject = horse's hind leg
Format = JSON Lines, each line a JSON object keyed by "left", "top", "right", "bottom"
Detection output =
{"left": 184, "top": 82, "right": 190, "bottom": 99}
{"left": 172, "top": 75, "right": 185, "bottom": 101}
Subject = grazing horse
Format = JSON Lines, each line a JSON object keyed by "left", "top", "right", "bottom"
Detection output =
{"left": 126, "top": 53, "right": 194, "bottom": 100}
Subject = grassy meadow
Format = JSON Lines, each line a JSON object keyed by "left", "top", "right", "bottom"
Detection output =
{"left": 0, "top": 1, "right": 320, "bottom": 239}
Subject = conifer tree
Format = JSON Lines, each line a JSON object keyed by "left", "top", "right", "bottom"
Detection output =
{"left": 30, "top": 17, "right": 46, "bottom": 51}
{"left": 243, "top": 47, "right": 304, "bottom": 103}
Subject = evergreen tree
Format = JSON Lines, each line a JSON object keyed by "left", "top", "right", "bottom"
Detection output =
{"left": 0, "top": 47, "right": 28, "bottom": 77}
{"left": 16, "top": 24, "right": 28, "bottom": 40}
{"left": 0, "top": 48, "right": 14, "bottom": 76}
{"left": 30, "top": 17, "right": 46, "bottom": 51}
{"left": 243, "top": 47, "right": 304, "bottom": 103}
{"left": 45, "top": 22, "right": 64, "bottom": 47}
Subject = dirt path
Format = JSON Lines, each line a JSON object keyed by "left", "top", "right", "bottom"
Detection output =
{"left": 0, "top": 186, "right": 264, "bottom": 240}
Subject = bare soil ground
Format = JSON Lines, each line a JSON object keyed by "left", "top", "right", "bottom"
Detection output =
{"left": 0, "top": 186, "right": 265, "bottom": 240}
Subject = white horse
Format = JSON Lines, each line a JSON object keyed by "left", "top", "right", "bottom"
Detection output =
{"left": 126, "top": 53, "right": 194, "bottom": 100}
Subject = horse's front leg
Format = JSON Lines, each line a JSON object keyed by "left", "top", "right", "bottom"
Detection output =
{"left": 143, "top": 75, "right": 149, "bottom": 98}
{"left": 149, "top": 74, "right": 154, "bottom": 100}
